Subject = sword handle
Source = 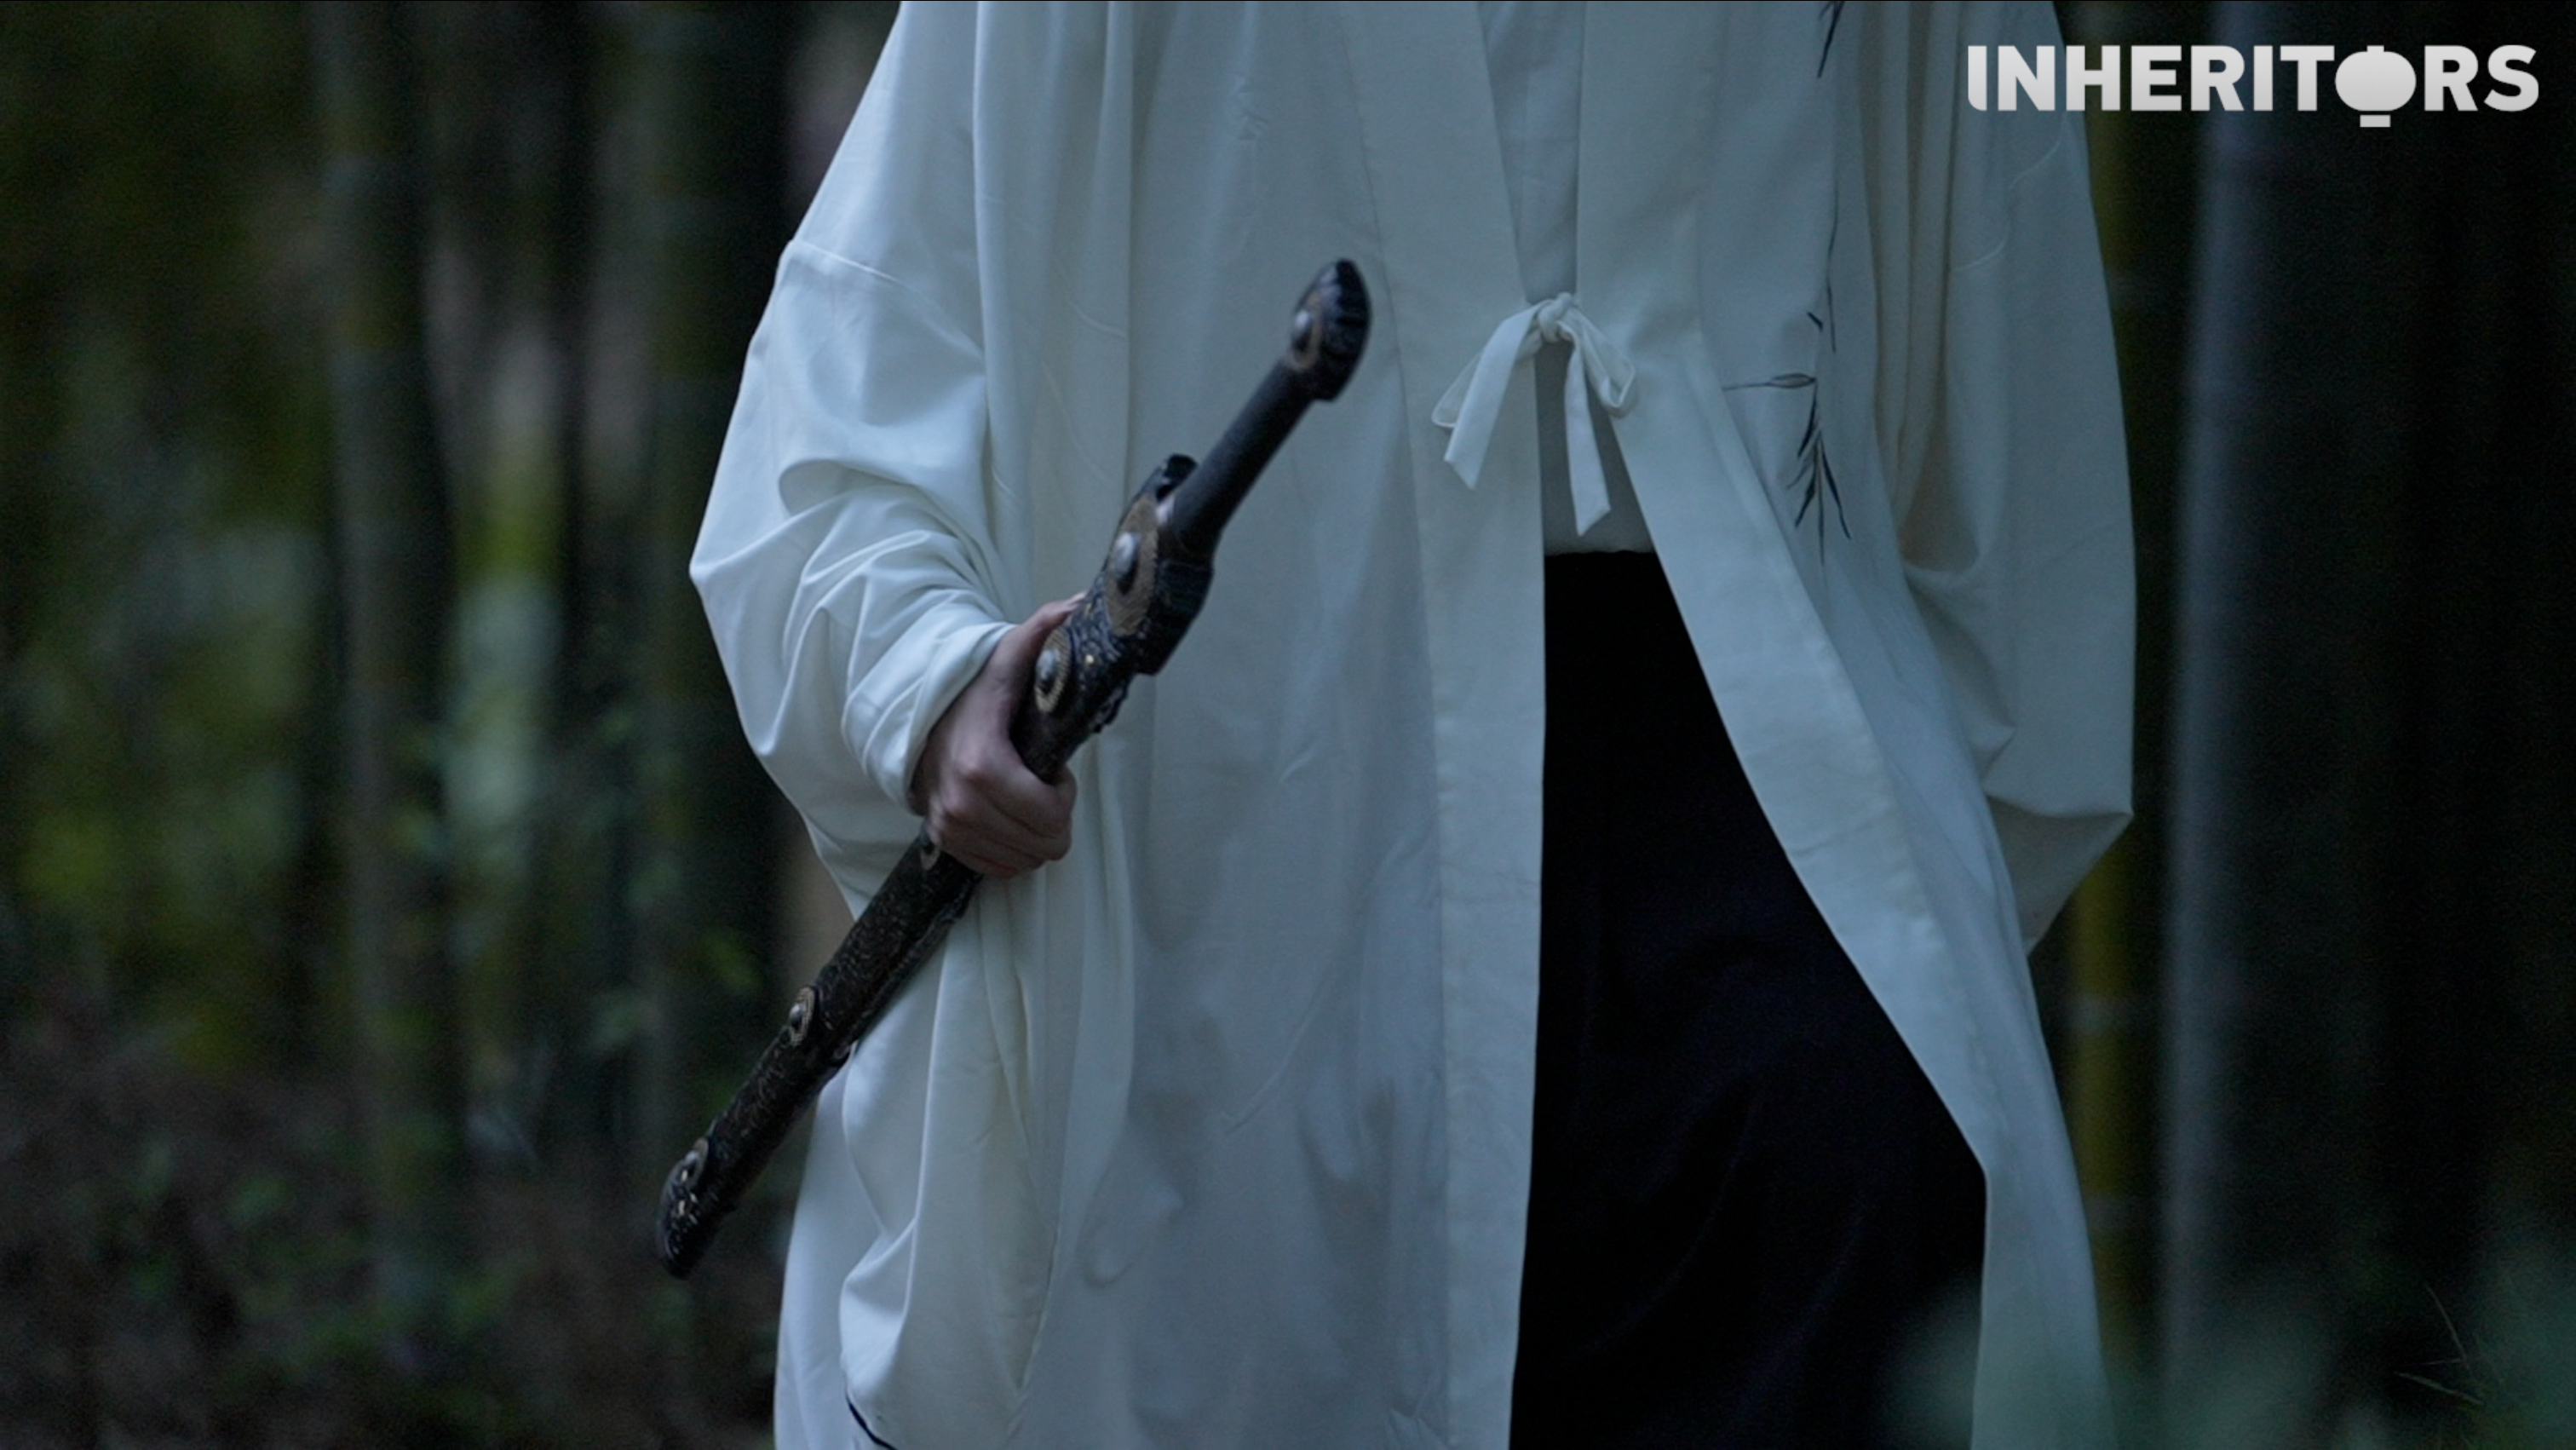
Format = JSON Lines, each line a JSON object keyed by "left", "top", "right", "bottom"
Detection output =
{"left": 1010, "top": 261, "right": 1371, "bottom": 767}
{"left": 1165, "top": 259, "right": 1370, "bottom": 559}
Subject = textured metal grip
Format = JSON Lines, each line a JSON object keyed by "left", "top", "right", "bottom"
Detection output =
{"left": 658, "top": 837, "right": 976, "bottom": 1276}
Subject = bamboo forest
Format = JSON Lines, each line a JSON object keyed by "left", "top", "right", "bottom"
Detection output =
{"left": 3, "top": 2, "right": 2573, "bottom": 1446}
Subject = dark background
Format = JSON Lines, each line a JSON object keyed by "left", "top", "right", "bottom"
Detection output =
{"left": 0, "top": 3, "right": 2568, "bottom": 1445}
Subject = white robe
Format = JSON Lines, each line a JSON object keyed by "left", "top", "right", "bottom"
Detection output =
{"left": 693, "top": 4, "right": 2131, "bottom": 1447}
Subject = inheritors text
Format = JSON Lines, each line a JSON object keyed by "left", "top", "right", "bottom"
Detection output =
{"left": 1966, "top": 44, "right": 2537, "bottom": 127}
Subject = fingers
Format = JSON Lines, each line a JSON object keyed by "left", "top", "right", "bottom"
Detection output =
{"left": 927, "top": 802, "right": 1072, "bottom": 877}
{"left": 913, "top": 592, "right": 1091, "bottom": 878}
{"left": 927, "top": 770, "right": 1075, "bottom": 878}
{"left": 926, "top": 734, "right": 1074, "bottom": 877}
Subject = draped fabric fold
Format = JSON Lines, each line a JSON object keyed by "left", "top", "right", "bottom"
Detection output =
{"left": 1434, "top": 293, "right": 1636, "bottom": 535}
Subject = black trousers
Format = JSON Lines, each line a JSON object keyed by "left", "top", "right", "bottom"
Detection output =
{"left": 1510, "top": 554, "right": 1986, "bottom": 1448}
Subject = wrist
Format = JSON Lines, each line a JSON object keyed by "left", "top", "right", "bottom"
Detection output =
{"left": 847, "top": 606, "right": 1011, "bottom": 814}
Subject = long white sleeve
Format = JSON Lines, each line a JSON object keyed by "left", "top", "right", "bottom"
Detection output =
{"left": 1918, "top": 117, "right": 2134, "bottom": 950}
{"left": 692, "top": 7, "right": 1011, "bottom": 895}
{"left": 1862, "top": 1, "right": 2136, "bottom": 949}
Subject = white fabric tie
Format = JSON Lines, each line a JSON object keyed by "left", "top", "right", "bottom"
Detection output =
{"left": 1433, "top": 294, "right": 1636, "bottom": 535}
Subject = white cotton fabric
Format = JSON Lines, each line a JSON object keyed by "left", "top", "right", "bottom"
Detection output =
{"left": 1435, "top": 292, "right": 1635, "bottom": 536}
{"left": 1477, "top": 0, "right": 1582, "bottom": 303}
{"left": 696, "top": 5, "right": 2130, "bottom": 1447}
{"left": 1476, "top": 0, "right": 1655, "bottom": 555}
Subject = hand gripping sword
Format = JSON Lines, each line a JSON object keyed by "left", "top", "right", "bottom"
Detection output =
{"left": 658, "top": 262, "right": 1371, "bottom": 1276}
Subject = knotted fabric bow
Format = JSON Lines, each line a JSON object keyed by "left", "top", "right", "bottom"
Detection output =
{"left": 1433, "top": 294, "right": 1637, "bottom": 535}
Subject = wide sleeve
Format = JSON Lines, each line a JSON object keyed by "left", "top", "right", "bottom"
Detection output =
{"left": 1871, "top": 1, "right": 2136, "bottom": 949}
{"left": 691, "top": 5, "right": 1012, "bottom": 895}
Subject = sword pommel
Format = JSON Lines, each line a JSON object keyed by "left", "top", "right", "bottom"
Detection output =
{"left": 1285, "top": 258, "right": 1370, "bottom": 402}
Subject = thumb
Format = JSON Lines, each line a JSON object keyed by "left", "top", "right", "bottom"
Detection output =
{"left": 1002, "top": 594, "right": 1084, "bottom": 666}
{"left": 987, "top": 594, "right": 1086, "bottom": 692}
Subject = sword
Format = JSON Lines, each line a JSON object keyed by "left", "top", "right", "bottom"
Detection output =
{"left": 658, "top": 261, "right": 1371, "bottom": 1276}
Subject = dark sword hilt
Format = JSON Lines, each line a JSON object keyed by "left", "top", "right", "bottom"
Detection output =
{"left": 658, "top": 261, "right": 1370, "bottom": 1277}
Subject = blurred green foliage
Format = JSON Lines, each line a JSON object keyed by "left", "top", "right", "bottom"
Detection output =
{"left": 0, "top": 1, "right": 336, "bottom": 1073}
{"left": 0, "top": 997, "right": 784, "bottom": 1444}
{"left": 0, "top": 2, "right": 846, "bottom": 1441}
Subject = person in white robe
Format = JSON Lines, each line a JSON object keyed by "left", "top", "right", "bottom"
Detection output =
{"left": 693, "top": 3, "right": 2131, "bottom": 1446}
